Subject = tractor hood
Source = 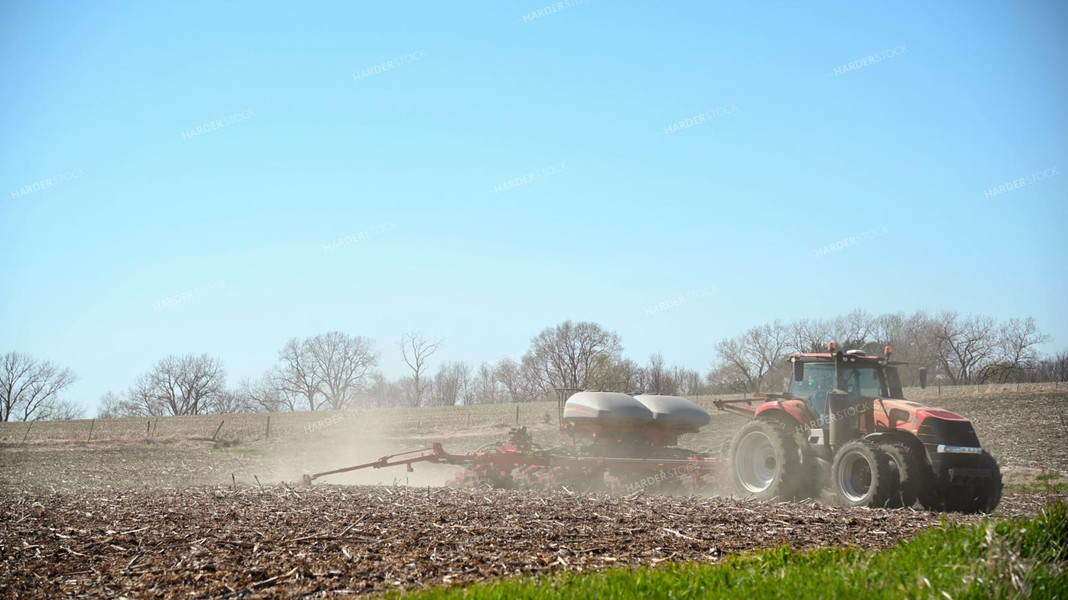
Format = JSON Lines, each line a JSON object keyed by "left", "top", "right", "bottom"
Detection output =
{"left": 871, "top": 398, "right": 972, "bottom": 434}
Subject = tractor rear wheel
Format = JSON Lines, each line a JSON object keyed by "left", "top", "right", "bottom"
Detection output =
{"left": 832, "top": 440, "right": 898, "bottom": 508}
{"left": 729, "top": 419, "right": 805, "bottom": 501}
{"left": 880, "top": 442, "right": 921, "bottom": 508}
{"left": 941, "top": 451, "right": 1003, "bottom": 513}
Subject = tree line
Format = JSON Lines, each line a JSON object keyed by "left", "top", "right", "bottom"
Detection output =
{"left": 708, "top": 310, "right": 1063, "bottom": 393}
{"left": 1, "top": 310, "right": 1064, "bottom": 421}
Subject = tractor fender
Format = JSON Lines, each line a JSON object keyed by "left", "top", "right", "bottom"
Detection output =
{"left": 754, "top": 400, "right": 814, "bottom": 433}
{"left": 750, "top": 404, "right": 822, "bottom": 495}
{"left": 862, "top": 431, "right": 929, "bottom": 468}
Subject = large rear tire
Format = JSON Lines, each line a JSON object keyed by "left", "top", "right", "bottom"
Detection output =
{"left": 880, "top": 442, "right": 921, "bottom": 509}
{"left": 729, "top": 419, "right": 805, "bottom": 501}
{"left": 831, "top": 440, "right": 898, "bottom": 508}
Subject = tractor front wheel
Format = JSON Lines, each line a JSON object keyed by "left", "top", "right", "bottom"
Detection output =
{"left": 729, "top": 419, "right": 804, "bottom": 501}
{"left": 880, "top": 442, "right": 922, "bottom": 508}
{"left": 832, "top": 440, "right": 898, "bottom": 508}
{"left": 941, "top": 451, "right": 1003, "bottom": 514}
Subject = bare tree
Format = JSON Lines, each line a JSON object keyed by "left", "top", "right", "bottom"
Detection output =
{"left": 1036, "top": 349, "right": 1068, "bottom": 382}
{"left": 868, "top": 311, "right": 943, "bottom": 385}
{"left": 588, "top": 355, "right": 640, "bottom": 394}
{"left": 238, "top": 375, "right": 291, "bottom": 412}
{"left": 125, "top": 354, "right": 226, "bottom": 416}
{"left": 934, "top": 312, "right": 998, "bottom": 385}
{"left": 676, "top": 367, "right": 703, "bottom": 398}
{"left": 523, "top": 321, "right": 623, "bottom": 393}
{"left": 646, "top": 353, "right": 667, "bottom": 394}
{"left": 431, "top": 361, "right": 469, "bottom": 406}
{"left": 307, "top": 332, "right": 378, "bottom": 410}
{"left": 494, "top": 358, "right": 540, "bottom": 403}
{"left": 400, "top": 332, "right": 441, "bottom": 407}
{"left": 97, "top": 391, "right": 123, "bottom": 418}
{"left": 706, "top": 362, "right": 750, "bottom": 394}
{"left": 992, "top": 317, "right": 1052, "bottom": 381}
{"left": 713, "top": 321, "right": 790, "bottom": 393}
{"left": 787, "top": 318, "right": 834, "bottom": 353}
{"left": 467, "top": 362, "right": 501, "bottom": 404}
{"left": 43, "top": 398, "right": 85, "bottom": 421}
{"left": 0, "top": 352, "right": 78, "bottom": 422}
{"left": 275, "top": 338, "right": 325, "bottom": 411}
{"left": 712, "top": 338, "right": 757, "bottom": 392}
{"left": 208, "top": 389, "right": 255, "bottom": 414}
{"left": 831, "top": 309, "right": 875, "bottom": 350}
{"left": 366, "top": 373, "right": 408, "bottom": 408}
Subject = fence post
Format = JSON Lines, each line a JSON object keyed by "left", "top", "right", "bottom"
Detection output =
{"left": 212, "top": 420, "right": 225, "bottom": 441}
{"left": 22, "top": 421, "right": 33, "bottom": 443}
{"left": 146, "top": 420, "right": 151, "bottom": 440}
{"left": 87, "top": 419, "right": 95, "bottom": 443}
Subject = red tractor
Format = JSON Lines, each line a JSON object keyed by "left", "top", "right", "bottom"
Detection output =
{"left": 715, "top": 344, "right": 1002, "bottom": 513}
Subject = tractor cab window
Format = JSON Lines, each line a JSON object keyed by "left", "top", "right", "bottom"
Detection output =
{"left": 842, "top": 366, "right": 884, "bottom": 399}
{"left": 789, "top": 364, "right": 835, "bottom": 415}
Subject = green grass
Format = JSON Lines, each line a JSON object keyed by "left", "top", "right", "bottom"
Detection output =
{"left": 1006, "top": 474, "right": 1068, "bottom": 495}
{"left": 1007, "top": 482, "right": 1068, "bottom": 495}
{"left": 389, "top": 500, "right": 1068, "bottom": 600}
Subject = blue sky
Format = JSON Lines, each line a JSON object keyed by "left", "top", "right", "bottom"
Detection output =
{"left": 2, "top": 1, "right": 1066, "bottom": 414}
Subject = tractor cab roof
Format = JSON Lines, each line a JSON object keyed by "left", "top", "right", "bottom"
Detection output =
{"left": 788, "top": 351, "right": 889, "bottom": 365}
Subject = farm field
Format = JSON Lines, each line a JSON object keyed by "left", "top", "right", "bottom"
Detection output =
{"left": 1, "top": 388, "right": 1066, "bottom": 597}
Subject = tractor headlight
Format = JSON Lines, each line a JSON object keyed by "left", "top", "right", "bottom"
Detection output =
{"left": 936, "top": 445, "right": 983, "bottom": 454}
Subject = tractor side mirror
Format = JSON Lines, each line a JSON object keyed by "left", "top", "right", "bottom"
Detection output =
{"left": 918, "top": 367, "right": 928, "bottom": 389}
{"left": 793, "top": 360, "right": 805, "bottom": 382}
